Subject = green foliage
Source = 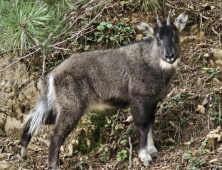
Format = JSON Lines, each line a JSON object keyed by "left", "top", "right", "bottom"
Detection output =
{"left": 173, "top": 93, "right": 185, "bottom": 105}
{"left": 173, "top": 93, "right": 185, "bottom": 102}
{"left": 19, "top": 158, "right": 34, "bottom": 169}
{"left": 87, "top": 19, "right": 135, "bottom": 46}
{"left": 74, "top": 111, "right": 107, "bottom": 154}
{"left": 73, "top": 41, "right": 91, "bottom": 51}
{"left": 100, "top": 147, "right": 109, "bottom": 162}
{"left": 196, "top": 53, "right": 203, "bottom": 60}
{"left": 90, "top": 111, "right": 106, "bottom": 129}
{"left": 0, "top": 0, "right": 95, "bottom": 54}
{"left": 81, "top": 156, "right": 88, "bottom": 164}
{"left": 0, "top": 0, "right": 51, "bottom": 53}
{"left": 126, "top": 0, "right": 161, "bottom": 13}
{"left": 159, "top": 93, "right": 185, "bottom": 113}
{"left": 181, "top": 117, "right": 189, "bottom": 125}
{"left": 209, "top": 109, "right": 222, "bottom": 126}
{"left": 202, "top": 67, "right": 218, "bottom": 75}
{"left": 116, "top": 149, "right": 128, "bottom": 162}
{"left": 81, "top": 111, "right": 106, "bottom": 153}
{"left": 182, "top": 151, "right": 206, "bottom": 170}
{"left": 120, "top": 139, "right": 128, "bottom": 146}
{"left": 201, "top": 141, "right": 206, "bottom": 146}
{"left": 45, "top": 59, "right": 62, "bottom": 70}
{"left": 208, "top": 93, "right": 221, "bottom": 127}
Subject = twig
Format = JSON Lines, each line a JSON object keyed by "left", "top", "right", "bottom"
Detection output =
{"left": 0, "top": 48, "right": 41, "bottom": 73}
{"left": 41, "top": 49, "right": 46, "bottom": 78}
{"left": 205, "top": 70, "right": 222, "bottom": 82}
{"left": 212, "top": 27, "right": 222, "bottom": 46}
{"left": 44, "top": 0, "right": 102, "bottom": 48}
{"left": 115, "top": 40, "right": 121, "bottom": 47}
{"left": 165, "top": 2, "right": 189, "bottom": 11}
{"left": 51, "top": 2, "right": 102, "bottom": 44}
{"left": 195, "top": 43, "right": 211, "bottom": 47}
{"left": 69, "top": 0, "right": 98, "bottom": 16}
{"left": 52, "top": 46, "right": 70, "bottom": 51}
{"left": 128, "top": 137, "right": 132, "bottom": 169}
{"left": 50, "top": 2, "right": 109, "bottom": 48}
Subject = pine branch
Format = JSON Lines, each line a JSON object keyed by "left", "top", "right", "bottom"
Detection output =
{"left": 49, "top": 2, "right": 109, "bottom": 48}
{"left": 43, "top": 0, "right": 100, "bottom": 48}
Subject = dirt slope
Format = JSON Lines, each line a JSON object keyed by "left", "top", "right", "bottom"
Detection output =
{"left": 1, "top": 1, "right": 222, "bottom": 170}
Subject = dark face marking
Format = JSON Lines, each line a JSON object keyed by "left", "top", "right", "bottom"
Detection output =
{"left": 154, "top": 22, "right": 180, "bottom": 64}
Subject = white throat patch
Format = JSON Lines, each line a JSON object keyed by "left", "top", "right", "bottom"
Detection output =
{"left": 159, "top": 58, "right": 180, "bottom": 70}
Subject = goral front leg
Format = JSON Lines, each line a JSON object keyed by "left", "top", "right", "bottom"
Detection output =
{"left": 131, "top": 99, "right": 155, "bottom": 166}
{"left": 147, "top": 127, "right": 158, "bottom": 158}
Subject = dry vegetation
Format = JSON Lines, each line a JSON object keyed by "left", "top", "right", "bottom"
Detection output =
{"left": 1, "top": 0, "right": 222, "bottom": 169}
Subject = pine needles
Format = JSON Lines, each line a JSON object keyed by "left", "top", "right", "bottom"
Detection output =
{"left": 0, "top": 0, "right": 105, "bottom": 55}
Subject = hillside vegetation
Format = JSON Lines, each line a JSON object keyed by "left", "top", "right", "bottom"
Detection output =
{"left": 0, "top": 0, "right": 222, "bottom": 169}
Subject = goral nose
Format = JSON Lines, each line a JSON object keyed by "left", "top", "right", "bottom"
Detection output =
{"left": 165, "top": 53, "right": 174, "bottom": 60}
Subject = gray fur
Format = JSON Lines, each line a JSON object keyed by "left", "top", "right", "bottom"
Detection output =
{"left": 19, "top": 12, "right": 188, "bottom": 169}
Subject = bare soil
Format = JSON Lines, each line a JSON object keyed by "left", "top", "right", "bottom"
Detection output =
{"left": 1, "top": 1, "right": 222, "bottom": 170}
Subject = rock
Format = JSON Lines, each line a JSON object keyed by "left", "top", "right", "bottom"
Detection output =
{"left": 60, "top": 146, "right": 64, "bottom": 153}
{"left": 71, "top": 139, "right": 79, "bottom": 145}
{"left": 205, "top": 126, "right": 222, "bottom": 145}
{"left": 209, "top": 60, "right": 215, "bottom": 66}
{"left": 5, "top": 116, "right": 23, "bottom": 132}
{"left": 0, "top": 54, "right": 39, "bottom": 136}
{"left": 210, "top": 48, "right": 222, "bottom": 60}
{"left": 0, "top": 80, "right": 7, "bottom": 88}
{"left": 212, "top": 78, "right": 222, "bottom": 86}
{"left": 0, "top": 153, "right": 6, "bottom": 159}
{"left": 210, "top": 47, "right": 222, "bottom": 65}
{"left": 68, "top": 143, "right": 73, "bottom": 156}
{"left": 0, "top": 161, "right": 10, "bottom": 170}
{"left": 211, "top": 126, "right": 221, "bottom": 133}
{"left": 215, "top": 59, "right": 222, "bottom": 66}
{"left": 22, "top": 85, "right": 38, "bottom": 101}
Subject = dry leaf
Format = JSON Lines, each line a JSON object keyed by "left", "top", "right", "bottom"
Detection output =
{"left": 196, "top": 105, "right": 205, "bottom": 114}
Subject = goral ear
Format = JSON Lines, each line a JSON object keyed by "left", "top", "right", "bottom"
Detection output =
{"left": 136, "top": 22, "right": 154, "bottom": 37}
{"left": 174, "top": 11, "right": 188, "bottom": 32}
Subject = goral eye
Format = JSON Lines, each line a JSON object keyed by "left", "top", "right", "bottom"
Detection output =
{"left": 156, "top": 37, "right": 160, "bottom": 41}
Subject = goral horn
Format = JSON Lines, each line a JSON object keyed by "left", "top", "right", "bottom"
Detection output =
{"left": 157, "top": 16, "right": 163, "bottom": 27}
{"left": 167, "top": 14, "right": 171, "bottom": 25}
